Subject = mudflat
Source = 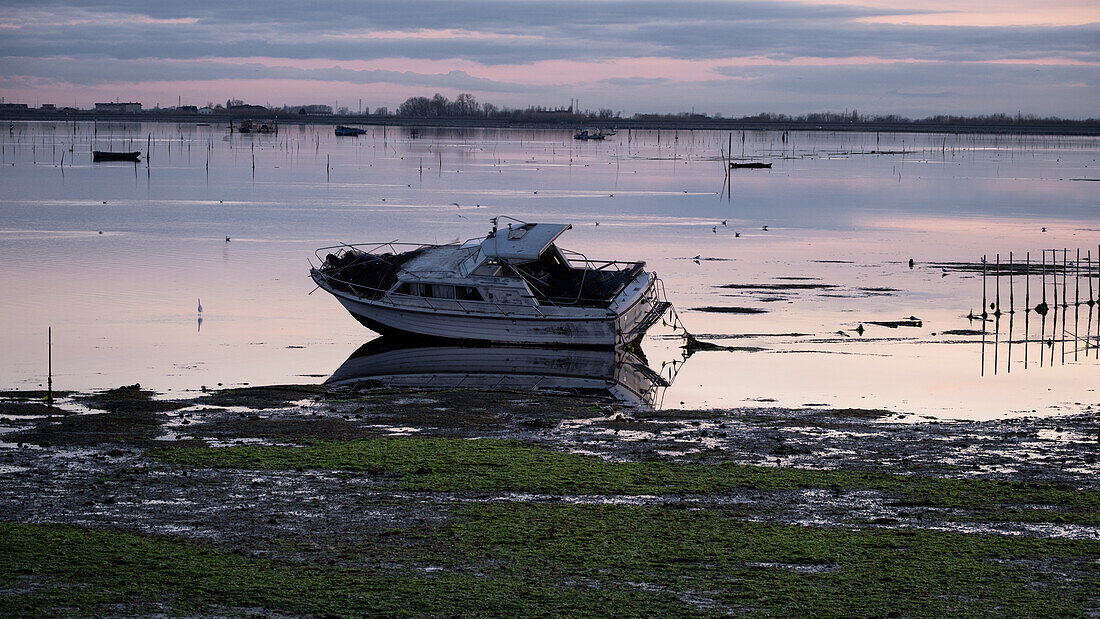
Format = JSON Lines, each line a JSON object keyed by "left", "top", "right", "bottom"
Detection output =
{"left": 1, "top": 384, "right": 1098, "bottom": 616}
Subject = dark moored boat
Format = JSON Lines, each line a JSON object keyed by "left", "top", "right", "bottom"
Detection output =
{"left": 729, "top": 161, "right": 771, "bottom": 169}
{"left": 335, "top": 126, "right": 367, "bottom": 136}
{"left": 92, "top": 151, "right": 141, "bottom": 162}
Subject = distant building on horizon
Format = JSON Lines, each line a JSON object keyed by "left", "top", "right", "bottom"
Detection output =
{"left": 0, "top": 103, "right": 29, "bottom": 110}
{"left": 292, "top": 104, "right": 333, "bottom": 115}
{"left": 227, "top": 104, "right": 268, "bottom": 115}
{"left": 95, "top": 102, "right": 142, "bottom": 113}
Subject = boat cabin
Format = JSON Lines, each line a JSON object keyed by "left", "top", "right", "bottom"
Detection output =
{"left": 316, "top": 221, "right": 645, "bottom": 309}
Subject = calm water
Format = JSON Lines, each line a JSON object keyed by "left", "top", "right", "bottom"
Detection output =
{"left": 1, "top": 121, "right": 1097, "bottom": 419}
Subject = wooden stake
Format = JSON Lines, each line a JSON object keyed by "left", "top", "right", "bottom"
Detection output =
{"left": 1008, "top": 251, "right": 1014, "bottom": 312}
{"left": 995, "top": 253, "right": 1000, "bottom": 314}
{"left": 47, "top": 326, "right": 52, "bottom": 408}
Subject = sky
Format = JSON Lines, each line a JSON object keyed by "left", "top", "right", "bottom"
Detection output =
{"left": 0, "top": 0, "right": 1097, "bottom": 118}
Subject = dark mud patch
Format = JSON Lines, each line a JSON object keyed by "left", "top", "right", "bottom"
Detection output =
{"left": 0, "top": 390, "right": 72, "bottom": 399}
{"left": 594, "top": 418, "right": 666, "bottom": 433}
{"left": 13, "top": 407, "right": 175, "bottom": 447}
{"left": 198, "top": 384, "right": 329, "bottom": 409}
{"left": 685, "top": 336, "right": 767, "bottom": 353}
{"left": 685, "top": 332, "right": 812, "bottom": 339}
{"left": 867, "top": 318, "right": 923, "bottom": 328}
{"left": 691, "top": 306, "right": 769, "bottom": 314}
{"left": 931, "top": 261, "right": 1097, "bottom": 277}
{"left": 0, "top": 401, "right": 68, "bottom": 416}
{"left": 801, "top": 407, "right": 893, "bottom": 419}
{"left": 718, "top": 283, "right": 840, "bottom": 290}
{"left": 78, "top": 384, "right": 188, "bottom": 415}
{"left": 941, "top": 329, "right": 985, "bottom": 336}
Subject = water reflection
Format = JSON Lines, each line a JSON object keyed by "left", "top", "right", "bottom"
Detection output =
{"left": 327, "top": 338, "right": 686, "bottom": 407}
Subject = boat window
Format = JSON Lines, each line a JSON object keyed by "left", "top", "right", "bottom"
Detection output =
{"left": 395, "top": 282, "right": 473, "bottom": 300}
{"left": 431, "top": 284, "right": 456, "bottom": 299}
{"left": 473, "top": 264, "right": 503, "bottom": 276}
{"left": 456, "top": 286, "right": 484, "bottom": 301}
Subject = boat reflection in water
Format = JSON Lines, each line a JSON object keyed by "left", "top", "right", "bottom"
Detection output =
{"left": 326, "top": 338, "right": 684, "bottom": 407}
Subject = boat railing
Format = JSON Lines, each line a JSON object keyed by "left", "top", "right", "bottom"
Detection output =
{"left": 557, "top": 248, "right": 639, "bottom": 273}
{"left": 312, "top": 241, "right": 438, "bottom": 265}
{"left": 312, "top": 268, "right": 547, "bottom": 317}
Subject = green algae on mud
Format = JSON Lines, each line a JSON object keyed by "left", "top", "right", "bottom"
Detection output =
{"left": 2, "top": 509, "right": 1098, "bottom": 617}
{"left": 149, "top": 438, "right": 1100, "bottom": 514}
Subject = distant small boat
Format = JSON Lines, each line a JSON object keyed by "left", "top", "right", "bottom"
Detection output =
{"left": 92, "top": 151, "right": 141, "bottom": 162}
{"left": 573, "top": 128, "right": 608, "bottom": 141}
{"left": 335, "top": 126, "right": 367, "bottom": 136}
{"left": 729, "top": 161, "right": 771, "bottom": 169}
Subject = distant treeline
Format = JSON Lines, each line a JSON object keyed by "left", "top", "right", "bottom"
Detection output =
{"left": 390, "top": 93, "right": 1097, "bottom": 126}
{"left": 4, "top": 92, "right": 1097, "bottom": 129}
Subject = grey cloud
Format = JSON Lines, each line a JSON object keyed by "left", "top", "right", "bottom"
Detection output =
{"left": 2, "top": 1, "right": 1093, "bottom": 65}
{"left": 0, "top": 57, "right": 538, "bottom": 92}
{"left": 598, "top": 77, "right": 672, "bottom": 86}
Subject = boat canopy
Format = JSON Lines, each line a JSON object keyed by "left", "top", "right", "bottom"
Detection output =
{"left": 481, "top": 223, "right": 571, "bottom": 263}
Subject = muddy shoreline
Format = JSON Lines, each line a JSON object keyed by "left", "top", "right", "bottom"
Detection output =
{"left": 2, "top": 384, "right": 1098, "bottom": 615}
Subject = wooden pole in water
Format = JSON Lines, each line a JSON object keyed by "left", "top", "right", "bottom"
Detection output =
{"left": 1051, "top": 250, "right": 1057, "bottom": 309}
{"left": 1074, "top": 248, "right": 1080, "bottom": 361}
{"left": 1062, "top": 248, "right": 1069, "bottom": 307}
{"left": 1090, "top": 249, "right": 1095, "bottom": 304}
{"left": 1075, "top": 248, "right": 1080, "bottom": 307}
{"left": 1024, "top": 252, "right": 1030, "bottom": 369}
{"left": 1008, "top": 252, "right": 1014, "bottom": 312}
{"left": 981, "top": 255, "right": 988, "bottom": 317}
{"left": 995, "top": 253, "right": 1001, "bottom": 314}
{"left": 1025, "top": 252, "right": 1030, "bottom": 310}
{"left": 47, "top": 326, "right": 52, "bottom": 408}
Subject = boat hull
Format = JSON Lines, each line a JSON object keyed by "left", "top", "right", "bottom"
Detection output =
{"left": 316, "top": 273, "right": 659, "bottom": 347}
{"left": 92, "top": 151, "right": 141, "bottom": 162}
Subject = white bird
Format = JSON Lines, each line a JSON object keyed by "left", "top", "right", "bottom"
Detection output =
{"left": 197, "top": 298, "right": 203, "bottom": 313}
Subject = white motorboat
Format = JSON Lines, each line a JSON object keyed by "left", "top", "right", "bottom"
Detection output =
{"left": 310, "top": 217, "right": 670, "bottom": 347}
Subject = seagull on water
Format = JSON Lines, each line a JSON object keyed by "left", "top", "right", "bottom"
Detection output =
{"left": 762, "top": 225, "right": 769, "bottom": 231}
{"left": 721, "top": 220, "right": 727, "bottom": 226}
{"left": 735, "top": 232, "right": 741, "bottom": 238}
